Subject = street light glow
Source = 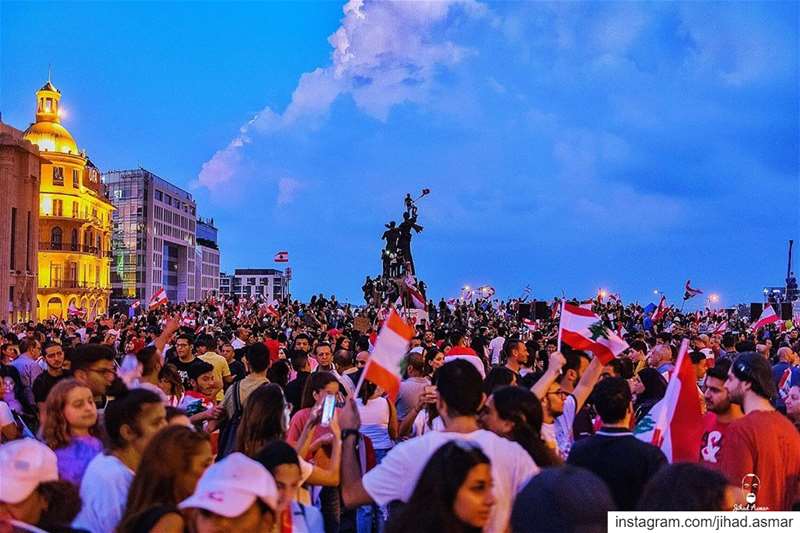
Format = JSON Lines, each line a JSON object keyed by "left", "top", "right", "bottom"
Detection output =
{"left": 709, "top": 293, "right": 719, "bottom": 303}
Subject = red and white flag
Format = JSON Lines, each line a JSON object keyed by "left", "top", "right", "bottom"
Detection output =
{"left": 651, "top": 295, "right": 667, "bottom": 322}
{"left": 711, "top": 320, "right": 728, "bottom": 335}
{"left": 634, "top": 339, "right": 704, "bottom": 462}
{"left": 274, "top": 251, "right": 289, "bottom": 263}
{"left": 683, "top": 279, "right": 703, "bottom": 300}
{"left": 259, "top": 303, "right": 280, "bottom": 319}
{"left": 403, "top": 276, "right": 427, "bottom": 310}
{"left": 148, "top": 288, "right": 168, "bottom": 309}
{"left": 558, "top": 303, "right": 629, "bottom": 364}
{"left": 522, "top": 318, "right": 537, "bottom": 331}
{"left": 68, "top": 302, "right": 86, "bottom": 318}
{"left": 358, "top": 310, "right": 414, "bottom": 402}
{"left": 751, "top": 305, "right": 780, "bottom": 331}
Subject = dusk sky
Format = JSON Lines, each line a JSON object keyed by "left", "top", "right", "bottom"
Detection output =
{"left": 3, "top": 1, "right": 798, "bottom": 306}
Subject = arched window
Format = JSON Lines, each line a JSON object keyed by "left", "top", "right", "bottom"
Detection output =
{"left": 71, "top": 228, "right": 78, "bottom": 251}
{"left": 51, "top": 227, "right": 62, "bottom": 250}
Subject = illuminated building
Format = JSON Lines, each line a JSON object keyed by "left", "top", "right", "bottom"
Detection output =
{"left": 104, "top": 168, "right": 197, "bottom": 305}
{"left": 23, "top": 80, "right": 114, "bottom": 319}
{"left": 219, "top": 269, "right": 288, "bottom": 301}
{"left": 0, "top": 122, "right": 42, "bottom": 323}
{"left": 196, "top": 217, "right": 220, "bottom": 300}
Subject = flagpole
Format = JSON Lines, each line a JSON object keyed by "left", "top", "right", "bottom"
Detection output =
{"left": 557, "top": 299, "right": 565, "bottom": 352}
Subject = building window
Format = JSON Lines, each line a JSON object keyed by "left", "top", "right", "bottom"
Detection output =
{"left": 45, "top": 98, "right": 53, "bottom": 112}
{"left": 72, "top": 201, "right": 78, "bottom": 218}
{"left": 72, "top": 169, "right": 79, "bottom": 188}
{"left": 53, "top": 167, "right": 64, "bottom": 186}
{"left": 71, "top": 229, "right": 78, "bottom": 251}
{"left": 52, "top": 199, "right": 63, "bottom": 217}
{"left": 155, "top": 190, "right": 162, "bottom": 201}
{"left": 51, "top": 227, "right": 62, "bottom": 250}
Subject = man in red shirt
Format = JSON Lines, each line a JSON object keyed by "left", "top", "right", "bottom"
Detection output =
{"left": 718, "top": 352, "right": 800, "bottom": 511}
{"left": 699, "top": 359, "right": 743, "bottom": 465}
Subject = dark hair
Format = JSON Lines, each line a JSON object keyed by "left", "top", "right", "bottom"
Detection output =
{"left": 267, "top": 359, "right": 291, "bottom": 388}
{"left": 104, "top": 389, "right": 163, "bottom": 450}
{"left": 448, "top": 330, "right": 466, "bottom": 347}
{"left": 437, "top": 360, "right": 483, "bottom": 417}
{"left": 246, "top": 343, "right": 270, "bottom": 373}
{"left": 511, "top": 466, "right": 614, "bottom": 532}
{"left": 254, "top": 440, "right": 300, "bottom": 474}
{"left": 334, "top": 349, "right": 354, "bottom": 369}
{"left": 502, "top": 338, "right": 524, "bottom": 363}
{"left": 314, "top": 341, "right": 332, "bottom": 355}
{"left": 118, "top": 426, "right": 211, "bottom": 533}
{"left": 638, "top": 463, "right": 730, "bottom": 511}
{"left": 636, "top": 368, "right": 668, "bottom": 403}
{"left": 165, "top": 406, "right": 187, "bottom": 422}
{"left": 705, "top": 359, "right": 731, "bottom": 382}
{"left": 629, "top": 340, "right": 647, "bottom": 353}
{"left": 721, "top": 333, "right": 736, "bottom": 348}
{"left": 136, "top": 345, "right": 160, "bottom": 375}
{"left": 593, "top": 377, "right": 632, "bottom": 424}
{"left": 290, "top": 350, "right": 309, "bottom": 371}
{"left": 386, "top": 441, "right": 490, "bottom": 533}
{"left": 689, "top": 351, "right": 706, "bottom": 365}
{"left": 491, "top": 386, "right": 560, "bottom": 467}
{"left": 562, "top": 350, "right": 589, "bottom": 375}
{"left": 484, "top": 366, "right": 516, "bottom": 394}
{"left": 187, "top": 359, "right": 214, "bottom": 382}
{"left": 424, "top": 347, "right": 443, "bottom": 375}
{"left": 158, "top": 364, "right": 184, "bottom": 398}
{"left": 70, "top": 343, "right": 115, "bottom": 372}
{"left": 176, "top": 334, "right": 193, "bottom": 345}
{"left": 301, "top": 372, "right": 339, "bottom": 409}
{"left": 37, "top": 480, "right": 82, "bottom": 529}
{"left": 235, "top": 384, "right": 286, "bottom": 457}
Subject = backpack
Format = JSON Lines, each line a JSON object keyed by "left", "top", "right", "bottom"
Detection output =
{"left": 216, "top": 381, "right": 242, "bottom": 460}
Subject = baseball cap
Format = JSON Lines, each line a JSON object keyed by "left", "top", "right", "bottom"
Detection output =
{"left": 732, "top": 352, "right": 776, "bottom": 400}
{"left": 0, "top": 439, "right": 58, "bottom": 504}
{"left": 178, "top": 453, "right": 277, "bottom": 517}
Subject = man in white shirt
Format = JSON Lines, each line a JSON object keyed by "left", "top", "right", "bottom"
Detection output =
{"left": 73, "top": 389, "right": 167, "bottom": 533}
{"left": 488, "top": 328, "right": 506, "bottom": 366}
{"left": 230, "top": 327, "right": 250, "bottom": 350}
{"left": 339, "top": 359, "right": 538, "bottom": 533}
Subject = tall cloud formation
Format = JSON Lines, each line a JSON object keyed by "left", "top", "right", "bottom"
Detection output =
{"left": 198, "top": 0, "right": 485, "bottom": 192}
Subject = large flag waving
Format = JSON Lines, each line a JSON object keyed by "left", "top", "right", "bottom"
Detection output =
{"left": 558, "top": 303, "right": 629, "bottom": 364}
{"left": 148, "top": 288, "right": 168, "bottom": 309}
{"left": 634, "top": 339, "right": 704, "bottom": 462}
{"left": 751, "top": 305, "right": 780, "bottom": 331}
{"left": 683, "top": 280, "right": 703, "bottom": 300}
{"left": 651, "top": 295, "right": 667, "bottom": 321}
{"left": 358, "top": 309, "right": 414, "bottom": 402}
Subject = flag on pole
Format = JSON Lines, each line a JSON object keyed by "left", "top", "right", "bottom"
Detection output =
{"left": 522, "top": 318, "right": 537, "bottom": 332}
{"left": 358, "top": 309, "right": 414, "bottom": 402}
{"left": 259, "top": 303, "right": 280, "bottom": 319}
{"left": 550, "top": 300, "right": 560, "bottom": 320}
{"left": 274, "top": 251, "right": 289, "bottom": 263}
{"left": 634, "top": 339, "right": 704, "bottom": 462}
{"left": 148, "top": 288, "right": 168, "bottom": 309}
{"left": 711, "top": 320, "right": 728, "bottom": 335}
{"left": 651, "top": 295, "right": 668, "bottom": 321}
{"left": 683, "top": 280, "right": 703, "bottom": 300}
{"left": 403, "top": 276, "right": 427, "bottom": 310}
{"left": 558, "top": 303, "right": 629, "bottom": 364}
{"left": 68, "top": 302, "right": 86, "bottom": 318}
{"left": 751, "top": 305, "right": 780, "bottom": 331}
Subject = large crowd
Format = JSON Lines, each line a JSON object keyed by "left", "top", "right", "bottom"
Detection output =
{"left": 1, "top": 293, "right": 799, "bottom": 533}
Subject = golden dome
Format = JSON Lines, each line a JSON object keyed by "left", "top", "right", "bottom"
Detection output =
{"left": 24, "top": 120, "right": 79, "bottom": 154}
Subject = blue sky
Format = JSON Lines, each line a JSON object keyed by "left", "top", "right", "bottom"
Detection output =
{"left": 3, "top": 1, "right": 798, "bottom": 307}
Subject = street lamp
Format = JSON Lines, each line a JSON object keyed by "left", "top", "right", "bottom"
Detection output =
{"left": 709, "top": 293, "right": 719, "bottom": 303}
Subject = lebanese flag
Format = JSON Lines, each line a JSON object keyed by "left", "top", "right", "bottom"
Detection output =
{"left": 68, "top": 302, "right": 86, "bottom": 318}
{"left": 550, "top": 300, "right": 560, "bottom": 320}
{"left": 522, "top": 318, "right": 537, "bottom": 331}
{"left": 751, "top": 305, "right": 780, "bottom": 331}
{"left": 403, "top": 276, "right": 426, "bottom": 310}
{"left": 260, "top": 303, "right": 280, "bottom": 319}
{"left": 683, "top": 279, "right": 703, "bottom": 300}
{"left": 651, "top": 295, "right": 667, "bottom": 321}
{"left": 711, "top": 320, "right": 728, "bottom": 335}
{"left": 360, "top": 310, "right": 413, "bottom": 402}
{"left": 148, "top": 288, "right": 168, "bottom": 309}
{"left": 274, "top": 251, "right": 289, "bottom": 263}
{"left": 558, "top": 303, "right": 629, "bottom": 364}
{"left": 634, "top": 339, "right": 704, "bottom": 462}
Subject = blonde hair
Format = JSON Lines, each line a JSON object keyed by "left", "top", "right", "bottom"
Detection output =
{"left": 43, "top": 379, "right": 100, "bottom": 449}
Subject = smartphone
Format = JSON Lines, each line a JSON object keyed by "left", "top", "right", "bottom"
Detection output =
{"left": 320, "top": 393, "right": 336, "bottom": 427}
{"left": 424, "top": 385, "right": 438, "bottom": 403}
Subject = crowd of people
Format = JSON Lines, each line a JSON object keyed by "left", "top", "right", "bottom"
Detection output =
{"left": 1, "top": 292, "right": 799, "bottom": 533}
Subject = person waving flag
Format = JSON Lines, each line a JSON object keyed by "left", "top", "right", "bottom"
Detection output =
{"left": 683, "top": 280, "right": 703, "bottom": 300}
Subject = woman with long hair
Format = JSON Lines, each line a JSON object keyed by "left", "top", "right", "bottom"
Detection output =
{"left": 386, "top": 441, "right": 495, "bottom": 533}
{"left": 425, "top": 347, "right": 445, "bottom": 377}
{"left": 157, "top": 363, "right": 185, "bottom": 407}
{"left": 117, "top": 425, "right": 213, "bottom": 533}
{"left": 286, "top": 372, "right": 340, "bottom": 447}
{"left": 630, "top": 368, "right": 667, "bottom": 423}
{"left": 41, "top": 378, "right": 103, "bottom": 485}
{"left": 479, "top": 385, "right": 560, "bottom": 467}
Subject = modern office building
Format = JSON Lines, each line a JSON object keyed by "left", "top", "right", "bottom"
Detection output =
{"left": 0, "top": 121, "right": 42, "bottom": 323}
{"left": 195, "top": 217, "right": 220, "bottom": 300}
{"left": 219, "top": 269, "right": 288, "bottom": 301}
{"left": 22, "top": 80, "right": 114, "bottom": 319}
{"left": 105, "top": 168, "right": 196, "bottom": 306}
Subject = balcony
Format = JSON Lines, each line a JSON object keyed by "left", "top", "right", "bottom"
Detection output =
{"left": 41, "top": 213, "right": 108, "bottom": 229}
{"left": 39, "top": 280, "right": 109, "bottom": 291}
{"left": 39, "top": 242, "right": 113, "bottom": 259}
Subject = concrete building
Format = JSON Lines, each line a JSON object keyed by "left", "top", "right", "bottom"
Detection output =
{"left": 195, "top": 217, "right": 220, "bottom": 300}
{"left": 105, "top": 168, "right": 196, "bottom": 307}
{"left": 219, "top": 269, "right": 288, "bottom": 301}
{"left": 0, "top": 122, "right": 42, "bottom": 323}
{"left": 23, "top": 80, "right": 114, "bottom": 319}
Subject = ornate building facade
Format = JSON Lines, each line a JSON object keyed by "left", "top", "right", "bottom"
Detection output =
{"left": 23, "top": 80, "right": 114, "bottom": 319}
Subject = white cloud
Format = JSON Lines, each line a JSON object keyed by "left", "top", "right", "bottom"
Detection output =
{"left": 197, "top": 0, "right": 486, "bottom": 191}
{"left": 277, "top": 177, "right": 304, "bottom": 206}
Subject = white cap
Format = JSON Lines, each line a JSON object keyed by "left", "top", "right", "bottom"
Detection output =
{"left": 178, "top": 453, "right": 277, "bottom": 517}
{"left": 0, "top": 439, "right": 58, "bottom": 504}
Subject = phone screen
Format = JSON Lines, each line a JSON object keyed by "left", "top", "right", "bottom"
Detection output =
{"left": 320, "top": 393, "right": 336, "bottom": 427}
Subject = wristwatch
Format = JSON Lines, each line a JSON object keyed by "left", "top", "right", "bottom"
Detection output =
{"left": 341, "top": 429, "right": 359, "bottom": 440}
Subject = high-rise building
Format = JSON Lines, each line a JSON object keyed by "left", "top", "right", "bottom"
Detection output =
{"left": 104, "top": 168, "right": 196, "bottom": 307}
{"left": 0, "top": 122, "right": 42, "bottom": 323}
{"left": 195, "top": 217, "right": 220, "bottom": 300}
{"left": 23, "top": 80, "right": 114, "bottom": 319}
{"left": 219, "top": 269, "right": 288, "bottom": 301}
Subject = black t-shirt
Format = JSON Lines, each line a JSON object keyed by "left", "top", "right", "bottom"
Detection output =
{"left": 167, "top": 357, "right": 207, "bottom": 389}
{"left": 228, "top": 359, "right": 246, "bottom": 383}
{"left": 32, "top": 371, "right": 66, "bottom": 404}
